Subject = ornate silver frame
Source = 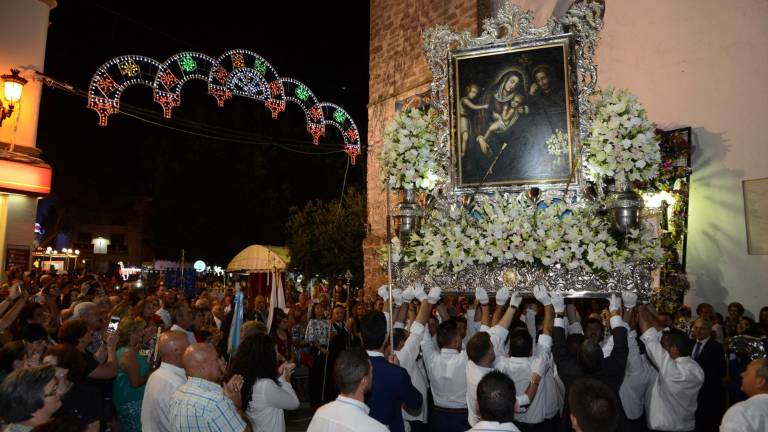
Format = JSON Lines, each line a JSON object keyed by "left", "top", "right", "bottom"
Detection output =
{"left": 423, "top": 1, "right": 603, "bottom": 200}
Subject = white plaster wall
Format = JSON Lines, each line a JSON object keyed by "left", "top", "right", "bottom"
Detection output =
{"left": 593, "top": 0, "right": 768, "bottom": 317}
{"left": 515, "top": 0, "right": 768, "bottom": 316}
{"left": 0, "top": 0, "right": 53, "bottom": 149}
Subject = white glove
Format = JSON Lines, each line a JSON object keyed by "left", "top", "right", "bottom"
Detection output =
{"left": 401, "top": 286, "right": 415, "bottom": 303}
{"left": 378, "top": 285, "right": 390, "bottom": 301}
{"left": 427, "top": 287, "right": 442, "bottom": 305}
{"left": 531, "top": 353, "right": 550, "bottom": 377}
{"left": 413, "top": 283, "right": 427, "bottom": 302}
{"left": 475, "top": 287, "right": 489, "bottom": 305}
{"left": 496, "top": 287, "right": 510, "bottom": 306}
{"left": 509, "top": 291, "right": 522, "bottom": 308}
{"left": 392, "top": 288, "right": 404, "bottom": 306}
{"left": 621, "top": 291, "right": 637, "bottom": 309}
{"left": 551, "top": 291, "right": 565, "bottom": 313}
{"left": 608, "top": 293, "right": 622, "bottom": 314}
{"left": 533, "top": 285, "right": 551, "bottom": 306}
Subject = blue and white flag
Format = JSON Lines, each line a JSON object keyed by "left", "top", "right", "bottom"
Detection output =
{"left": 227, "top": 282, "right": 244, "bottom": 356}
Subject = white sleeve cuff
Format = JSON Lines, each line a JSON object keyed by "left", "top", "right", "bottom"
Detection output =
{"left": 609, "top": 315, "right": 624, "bottom": 329}
{"left": 554, "top": 317, "right": 565, "bottom": 328}
{"left": 515, "top": 394, "right": 530, "bottom": 412}
{"left": 393, "top": 322, "right": 406, "bottom": 329}
{"left": 568, "top": 321, "right": 584, "bottom": 335}
{"left": 640, "top": 327, "right": 661, "bottom": 343}
{"left": 409, "top": 321, "right": 426, "bottom": 336}
{"left": 537, "top": 334, "right": 553, "bottom": 351}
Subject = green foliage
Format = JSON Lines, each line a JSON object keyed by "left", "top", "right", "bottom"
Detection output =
{"left": 286, "top": 188, "right": 366, "bottom": 278}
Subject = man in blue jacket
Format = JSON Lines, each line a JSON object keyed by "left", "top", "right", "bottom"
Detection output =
{"left": 361, "top": 310, "right": 423, "bottom": 432}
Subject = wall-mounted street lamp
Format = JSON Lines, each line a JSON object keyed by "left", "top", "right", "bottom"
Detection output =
{"left": 1, "top": 69, "right": 27, "bottom": 127}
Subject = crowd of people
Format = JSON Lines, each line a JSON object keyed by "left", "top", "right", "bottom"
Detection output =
{"left": 0, "top": 266, "right": 766, "bottom": 432}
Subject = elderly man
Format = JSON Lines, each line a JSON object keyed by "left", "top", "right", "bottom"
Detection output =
{"left": 689, "top": 318, "right": 726, "bottom": 432}
{"left": 169, "top": 343, "right": 247, "bottom": 432}
{"left": 73, "top": 302, "right": 104, "bottom": 354}
{"left": 720, "top": 359, "right": 768, "bottom": 432}
{"left": 141, "top": 331, "right": 190, "bottom": 432}
{"left": 170, "top": 305, "right": 197, "bottom": 346}
{"left": 253, "top": 295, "right": 268, "bottom": 324}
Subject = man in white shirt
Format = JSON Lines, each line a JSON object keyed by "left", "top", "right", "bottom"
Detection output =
{"left": 639, "top": 305, "right": 704, "bottom": 432}
{"left": 141, "top": 331, "right": 189, "bottom": 432}
{"left": 494, "top": 286, "right": 559, "bottom": 429}
{"left": 412, "top": 285, "right": 472, "bottom": 431}
{"left": 170, "top": 304, "right": 197, "bottom": 346}
{"left": 593, "top": 292, "right": 655, "bottom": 430}
{"left": 720, "top": 358, "right": 768, "bottom": 432}
{"left": 468, "top": 370, "right": 521, "bottom": 431}
{"left": 155, "top": 291, "right": 177, "bottom": 329}
{"left": 307, "top": 348, "right": 388, "bottom": 432}
{"left": 392, "top": 287, "right": 430, "bottom": 430}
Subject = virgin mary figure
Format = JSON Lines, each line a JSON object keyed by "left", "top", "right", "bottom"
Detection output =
{"left": 464, "top": 66, "right": 533, "bottom": 184}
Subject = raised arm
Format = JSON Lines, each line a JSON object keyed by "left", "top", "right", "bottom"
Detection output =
{"left": 604, "top": 294, "right": 629, "bottom": 379}
{"left": 0, "top": 290, "right": 28, "bottom": 332}
{"left": 89, "top": 332, "right": 119, "bottom": 379}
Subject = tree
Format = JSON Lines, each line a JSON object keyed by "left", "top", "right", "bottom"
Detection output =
{"left": 286, "top": 188, "right": 366, "bottom": 280}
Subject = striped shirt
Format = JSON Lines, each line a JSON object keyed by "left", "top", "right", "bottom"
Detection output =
{"left": 169, "top": 377, "right": 246, "bottom": 432}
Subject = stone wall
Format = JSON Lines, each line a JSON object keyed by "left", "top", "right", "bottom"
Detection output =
{"left": 364, "top": 0, "right": 477, "bottom": 292}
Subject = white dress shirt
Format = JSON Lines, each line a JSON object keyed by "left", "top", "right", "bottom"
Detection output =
{"left": 640, "top": 327, "right": 704, "bottom": 431}
{"left": 307, "top": 395, "right": 388, "bottom": 432}
{"left": 141, "top": 362, "right": 187, "bottom": 432}
{"left": 468, "top": 420, "right": 521, "bottom": 431}
{"left": 720, "top": 393, "right": 768, "bottom": 432}
{"left": 396, "top": 321, "right": 429, "bottom": 424}
{"left": 421, "top": 328, "right": 468, "bottom": 409}
{"left": 494, "top": 334, "right": 559, "bottom": 424}
{"left": 467, "top": 360, "right": 495, "bottom": 426}
{"left": 170, "top": 324, "right": 197, "bottom": 346}
{"left": 466, "top": 325, "right": 509, "bottom": 426}
{"left": 246, "top": 376, "right": 300, "bottom": 432}
{"left": 601, "top": 330, "right": 655, "bottom": 420}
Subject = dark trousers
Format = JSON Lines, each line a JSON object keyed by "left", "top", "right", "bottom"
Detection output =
{"left": 429, "top": 407, "right": 470, "bottom": 432}
{"left": 516, "top": 415, "right": 560, "bottom": 432}
{"left": 408, "top": 420, "right": 427, "bottom": 432}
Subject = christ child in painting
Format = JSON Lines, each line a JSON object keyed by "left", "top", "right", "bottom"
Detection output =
{"left": 459, "top": 83, "right": 488, "bottom": 157}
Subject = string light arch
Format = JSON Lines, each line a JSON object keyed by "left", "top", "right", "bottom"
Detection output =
{"left": 88, "top": 49, "right": 361, "bottom": 164}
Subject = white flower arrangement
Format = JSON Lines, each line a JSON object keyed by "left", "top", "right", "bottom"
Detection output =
{"left": 397, "top": 193, "right": 662, "bottom": 275}
{"left": 585, "top": 87, "right": 661, "bottom": 183}
{"left": 546, "top": 129, "right": 568, "bottom": 168}
{"left": 379, "top": 108, "right": 445, "bottom": 190}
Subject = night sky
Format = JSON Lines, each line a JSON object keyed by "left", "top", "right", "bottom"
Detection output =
{"left": 36, "top": 0, "right": 370, "bottom": 265}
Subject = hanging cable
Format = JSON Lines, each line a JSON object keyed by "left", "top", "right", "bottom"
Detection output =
{"left": 37, "top": 71, "right": 366, "bottom": 157}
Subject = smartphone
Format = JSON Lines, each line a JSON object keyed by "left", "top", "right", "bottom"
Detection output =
{"left": 108, "top": 316, "right": 120, "bottom": 333}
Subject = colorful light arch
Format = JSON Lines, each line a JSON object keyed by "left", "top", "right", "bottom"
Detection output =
{"left": 87, "top": 49, "right": 362, "bottom": 164}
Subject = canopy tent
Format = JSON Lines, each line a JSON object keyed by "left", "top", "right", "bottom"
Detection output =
{"left": 227, "top": 245, "right": 290, "bottom": 272}
{"left": 227, "top": 245, "right": 290, "bottom": 300}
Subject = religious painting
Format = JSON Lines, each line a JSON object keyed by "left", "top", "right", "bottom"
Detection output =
{"left": 449, "top": 39, "right": 576, "bottom": 189}
{"left": 743, "top": 177, "right": 768, "bottom": 255}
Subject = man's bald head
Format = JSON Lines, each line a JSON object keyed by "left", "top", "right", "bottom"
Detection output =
{"left": 182, "top": 343, "right": 223, "bottom": 383}
{"left": 741, "top": 358, "right": 768, "bottom": 397}
{"left": 158, "top": 331, "right": 190, "bottom": 367}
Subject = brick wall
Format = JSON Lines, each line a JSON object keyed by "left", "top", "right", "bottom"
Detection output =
{"left": 364, "top": 0, "right": 477, "bottom": 293}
